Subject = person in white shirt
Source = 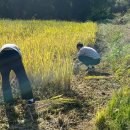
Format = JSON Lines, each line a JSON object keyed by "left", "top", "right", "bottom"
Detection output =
{"left": 77, "top": 42, "right": 100, "bottom": 73}
{"left": 0, "top": 44, "right": 34, "bottom": 104}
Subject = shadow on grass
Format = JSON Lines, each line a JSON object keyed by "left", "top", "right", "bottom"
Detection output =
{"left": 4, "top": 103, "right": 39, "bottom": 130}
{"left": 88, "top": 71, "right": 111, "bottom": 76}
{"left": 33, "top": 81, "right": 90, "bottom": 121}
{"left": 2, "top": 78, "right": 94, "bottom": 130}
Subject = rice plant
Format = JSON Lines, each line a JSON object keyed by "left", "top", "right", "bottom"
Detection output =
{"left": 0, "top": 20, "right": 97, "bottom": 99}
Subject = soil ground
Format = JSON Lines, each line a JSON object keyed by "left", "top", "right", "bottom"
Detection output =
{"left": 70, "top": 64, "right": 120, "bottom": 130}
{"left": 0, "top": 62, "right": 121, "bottom": 130}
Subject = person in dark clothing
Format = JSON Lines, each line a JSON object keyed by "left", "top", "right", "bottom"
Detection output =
{"left": 0, "top": 44, "right": 34, "bottom": 104}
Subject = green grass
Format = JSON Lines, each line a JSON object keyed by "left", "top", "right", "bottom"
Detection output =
{"left": 95, "top": 13, "right": 130, "bottom": 130}
{"left": 95, "top": 87, "right": 130, "bottom": 130}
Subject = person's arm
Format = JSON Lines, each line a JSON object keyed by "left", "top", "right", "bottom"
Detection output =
{"left": 77, "top": 48, "right": 85, "bottom": 57}
{"left": 73, "top": 56, "right": 77, "bottom": 61}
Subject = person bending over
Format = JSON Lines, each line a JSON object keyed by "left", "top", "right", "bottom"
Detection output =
{"left": 0, "top": 44, "right": 34, "bottom": 104}
{"left": 77, "top": 42, "right": 100, "bottom": 73}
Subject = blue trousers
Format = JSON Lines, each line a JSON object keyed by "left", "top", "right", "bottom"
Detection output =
{"left": 0, "top": 50, "right": 33, "bottom": 103}
{"left": 78, "top": 55, "right": 100, "bottom": 66}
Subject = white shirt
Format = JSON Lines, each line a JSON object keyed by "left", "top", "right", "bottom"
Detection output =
{"left": 77, "top": 46, "right": 100, "bottom": 59}
{"left": 0, "top": 44, "right": 21, "bottom": 55}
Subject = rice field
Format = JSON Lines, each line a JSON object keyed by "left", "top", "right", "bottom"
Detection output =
{"left": 0, "top": 20, "right": 97, "bottom": 99}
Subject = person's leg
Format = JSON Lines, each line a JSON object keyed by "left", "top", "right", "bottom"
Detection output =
{"left": 0, "top": 50, "right": 14, "bottom": 103}
{"left": 78, "top": 56, "right": 100, "bottom": 73}
{"left": 94, "top": 59, "right": 100, "bottom": 65}
{"left": 78, "top": 55, "right": 94, "bottom": 66}
{"left": 1, "top": 70, "right": 13, "bottom": 103}
{"left": 13, "top": 58, "right": 33, "bottom": 100}
{"left": 78, "top": 56, "right": 100, "bottom": 66}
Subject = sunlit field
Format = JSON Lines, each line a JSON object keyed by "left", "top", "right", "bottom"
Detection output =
{"left": 0, "top": 20, "right": 97, "bottom": 100}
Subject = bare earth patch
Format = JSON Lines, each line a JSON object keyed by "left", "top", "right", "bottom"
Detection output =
{"left": 70, "top": 66, "right": 120, "bottom": 130}
{"left": 0, "top": 65, "right": 121, "bottom": 130}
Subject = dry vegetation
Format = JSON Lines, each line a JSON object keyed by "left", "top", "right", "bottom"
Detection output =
{"left": 0, "top": 20, "right": 97, "bottom": 100}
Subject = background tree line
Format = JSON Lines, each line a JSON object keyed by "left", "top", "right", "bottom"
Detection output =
{"left": 0, "top": 0, "right": 129, "bottom": 21}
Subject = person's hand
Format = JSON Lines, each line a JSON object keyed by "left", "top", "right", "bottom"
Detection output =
{"left": 73, "top": 57, "right": 77, "bottom": 61}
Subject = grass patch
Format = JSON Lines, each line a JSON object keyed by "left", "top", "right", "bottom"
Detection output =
{"left": 95, "top": 15, "right": 130, "bottom": 129}
{"left": 95, "top": 87, "right": 130, "bottom": 130}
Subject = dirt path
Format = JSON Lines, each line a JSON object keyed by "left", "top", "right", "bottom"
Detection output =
{"left": 70, "top": 66, "right": 120, "bottom": 130}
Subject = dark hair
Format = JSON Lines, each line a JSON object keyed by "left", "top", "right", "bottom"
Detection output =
{"left": 77, "top": 42, "right": 83, "bottom": 48}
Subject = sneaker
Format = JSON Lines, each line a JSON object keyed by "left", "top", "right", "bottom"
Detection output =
{"left": 86, "top": 65, "right": 94, "bottom": 70}
{"left": 87, "top": 66, "right": 95, "bottom": 73}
